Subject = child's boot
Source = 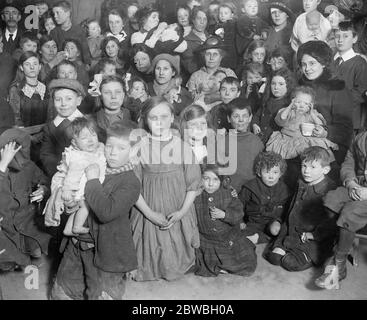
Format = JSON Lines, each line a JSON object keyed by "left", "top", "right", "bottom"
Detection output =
{"left": 315, "top": 255, "right": 347, "bottom": 290}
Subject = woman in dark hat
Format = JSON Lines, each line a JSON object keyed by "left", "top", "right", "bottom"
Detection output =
{"left": 264, "top": 0, "right": 295, "bottom": 53}
{"left": 186, "top": 35, "right": 237, "bottom": 100}
{"left": 147, "top": 53, "right": 193, "bottom": 116}
{"left": 297, "top": 40, "right": 354, "bottom": 166}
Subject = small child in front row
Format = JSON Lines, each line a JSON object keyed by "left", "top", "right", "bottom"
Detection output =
{"left": 240, "top": 151, "right": 290, "bottom": 245}
{"left": 265, "top": 146, "right": 337, "bottom": 272}
{"left": 316, "top": 130, "right": 367, "bottom": 289}
{"left": 45, "top": 118, "right": 106, "bottom": 235}
{"left": 266, "top": 86, "right": 338, "bottom": 160}
{"left": 194, "top": 164, "right": 257, "bottom": 277}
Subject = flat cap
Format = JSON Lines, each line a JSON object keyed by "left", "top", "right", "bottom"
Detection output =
{"left": 48, "top": 79, "right": 86, "bottom": 97}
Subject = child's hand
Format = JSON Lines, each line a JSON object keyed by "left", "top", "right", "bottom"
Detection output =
{"left": 253, "top": 34, "right": 261, "bottom": 40}
{"left": 167, "top": 210, "right": 185, "bottom": 225}
{"left": 231, "top": 189, "right": 238, "bottom": 198}
{"left": 357, "top": 187, "right": 367, "bottom": 201}
{"left": 61, "top": 190, "right": 73, "bottom": 202}
{"left": 269, "top": 220, "right": 281, "bottom": 236}
{"left": 210, "top": 207, "right": 225, "bottom": 220}
{"left": 261, "top": 31, "right": 268, "bottom": 40}
{"left": 85, "top": 164, "right": 100, "bottom": 180}
{"left": 253, "top": 124, "right": 261, "bottom": 135}
{"left": 301, "top": 232, "right": 314, "bottom": 243}
{"left": 0, "top": 142, "right": 22, "bottom": 172}
{"left": 30, "top": 185, "right": 47, "bottom": 203}
{"left": 149, "top": 211, "right": 169, "bottom": 228}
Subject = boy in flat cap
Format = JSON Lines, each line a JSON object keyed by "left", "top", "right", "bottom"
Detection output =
{"left": 40, "top": 78, "right": 86, "bottom": 178}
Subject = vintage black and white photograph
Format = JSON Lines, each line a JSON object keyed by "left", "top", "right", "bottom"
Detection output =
{"left": 0, "top": 0, "right": 367, "bottom": 303}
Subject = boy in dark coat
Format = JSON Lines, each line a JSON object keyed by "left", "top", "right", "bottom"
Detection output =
{"left": 51, "top": 122, "right": 140, "bottom": 300}
{"left": 40, "top": 78, "right": 86, "bottom": 178}
{"left": 265, "top": 146, "right": 337, "bottom": 271}
{"left": 240, "top": 151, "right": 290, "bottom": 244}
{"left": 0, "top": 128, "right": 50, "bottom": 271}
{"left": 316, "top": 130, "right": 367, "bottom": 289}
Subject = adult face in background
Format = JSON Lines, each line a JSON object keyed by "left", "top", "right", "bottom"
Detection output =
{"left": 204, "top": 48, "right": 223, "bottom": 70}
{"left": 1, "top": 6, "right": 21, "bottom": 30}
{"left": 154, "top": 59, "right": 176, "bottom": 85}
{"left": 143, "top": 11, "right": 160, "bottom": 31}
{"left": 300, "top": 54, "right": 325, "bottom": 81}
{"left": 40, "top": 39, "right": 58, "bottom": 63}
{"left": 192, "top": 9, "right": 207, "bottom": 33}
{"left": 108, "top": 13, "right": 124, "bottom": 35}
{"left": 270, "top": 8, "right": 288, "bottom": 27}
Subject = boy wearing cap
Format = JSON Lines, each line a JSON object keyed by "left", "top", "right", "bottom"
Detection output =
{"left": 330, "top": 21, "right": 367, "bottom": 133}
{"left": 50, "top": 0, "right": 91, "bottom": 66}
{"left": 1, "top": 0, "right": 24, "bottom": 55}
{"left": 40, "top": 78, "right": 86, "bottom": 178}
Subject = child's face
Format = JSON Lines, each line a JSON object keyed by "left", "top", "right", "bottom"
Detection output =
{"left": 53, "top": 89, "right": 81, "bottom": 118}
{"left": 301, "top": 54, "right": 324, "bottom": 80}
{"left": 160, "top": 25, "right": 179, "bottom": 42}
{"left": 251, "top": 47, "right": 266, "bottom": 64}
{"left": 303, "top": 0, "right": 320, "bottom": 13}
{"left": 72, "top": 128, "right": 99, "bottom": 153}
{"left": 105, "top": 136, "right": 131, "bottom": 168}
{"left": 22, "top": 40, "right": 38, "bottom": 53}
{"left": 21, "top": 57, "right": 41, "bottom": 78}
{"left": 202, "top": 170, "right": 221, "bottom": 194}
{"left": 246, "top": 71, "right": 262, "bottom": 86}
{"left": 294, "top": 92, "right": 313, "bottom": 113}
{"left": 65, "top": 42, "right": 80, "bottom": 61}
{"left": 219, "top": 7, "right": 234, "bottom": 23}
{"left": 177, "top": 8, "right": 190, "bottom": 27}
{"left": 127, "top": 5, "right": 138, "bottom": 19}
{"left": 271, "top": 75, "right": 287, "bottom": 98}
{"left": 228, "top": 108, "right": 252, "bottom": 133}
{"left": 41, "top": 40, "right": 57, "bottom": 62}
{"left": 45, "top": 17, "right": 56, "bottom": 33}
{"left": 188, "top": 0, "right": 201, "bottom": 10}
{"left": 243, "top": 0, "right": 258, "bottom": 17}
{"left": 270, "top": 8, "right": 288, "bottom": 26}
{"left": 129, "top": 81, "right": 147, "bottom": 100}
{"left": 134, "top": 51, "right": 151, "bottom": 73}
{"left": 105, "top": 40, "right": 119, "bottom": 58}
{"left": 301, "top": 160, "right": 329, "bottom": 185}
{"left": 306, "top": 16, "right": 321, "bottom": 32}
{"left": 88, "top": 22, "right": 101, "bottom": 38}
{"left": 208, "top": 4, "right": 219, "bottom": 19}
{"left": 53, "top": 6, "right": 70, "bottom": 25}
{"left": 147, "top": 103, "right": 174, "bottom": 138}
{"left": 335, "top": 30, "right": 357, "bottom": 53}
{"left": 101, "top": 81, "right": 125, "bottom": 111}
{"left": 144, "top": 12, "right": 160, "bottom": 30}
{"left": 269, "top": 56, "right": 286, "bottom": 71}
{"left": 186, "top": 115, "right": 208, "bottom": 142}
{"left": 220, "top": 82, "right": 240, "bottom": 104}
{"left": 58, "top": 64, "right": 77, "bottom": 80}
{"left": 102, "top": 63, "right": 116, "bottom": 76}
{"left": 259, "top": 166, "right": 282, "bottom": 187}
{"left": 109, "top": 14, "right": 124, "bottom": 35}
{"left": 36, "top": 3, "right": 49, "bottom": 16}
{"left": 155, "top": 60, "right": 175, "bottom": 85}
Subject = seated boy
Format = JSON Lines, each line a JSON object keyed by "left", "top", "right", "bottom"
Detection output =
{"left": 51, "top": 122, "right": 140, "bottom": 300}
{"left": 265, "top": 146, "right": 337, "bottom": 272}
{"left": 40, "top": 78, "right": 85, "bottom": 178}
{"left": 221, "top": 98, "right": 264, "bottom": 192}
{"left": 316, "top": 130, "right": 367, "bottom": 289}
{"left": 240, "top": 151, "right": 290, "bottom": 244}
{"left": 44, "top": 118, "right": 106, "bottom": 234}
{"left": 208, "top": 77, "right": 241, "bottom": 131}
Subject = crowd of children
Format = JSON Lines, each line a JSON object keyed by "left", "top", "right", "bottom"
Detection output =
{"left": 0, "top": 0, "right": 367, "bottom": 299}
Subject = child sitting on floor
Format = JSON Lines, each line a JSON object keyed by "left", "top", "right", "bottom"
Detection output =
{"left": 266, "top": 86, "right": 338, "bottom": 160}
{"left": 44, "top": 118, "right": 106, "bottom": 235}
{"left": 194, "top": 164, "right": 257, "bottom": 277}
{"left": 240, "top": 151, "right": 290, "bottom": 245}
{"left": 265, "top": 146, "right": 337, "bottom": 272}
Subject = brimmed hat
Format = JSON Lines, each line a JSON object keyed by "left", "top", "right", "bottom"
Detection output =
{"left": 195, "top": 36, "right": 228, "bottom": 53}
{"left": 267, "top": 0, "right": 296, "bottom": 22}
{"left": 297, "top": 40, "right": 333, "bottom": 67}
{"left": 48, "top": 79, "right": 86, "bottom": 97}
{"left": 0, "top": 0, "right": 23, "bottom": 13}
{"left": 149, "top": 53, "right": 180, "bottom": 75}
